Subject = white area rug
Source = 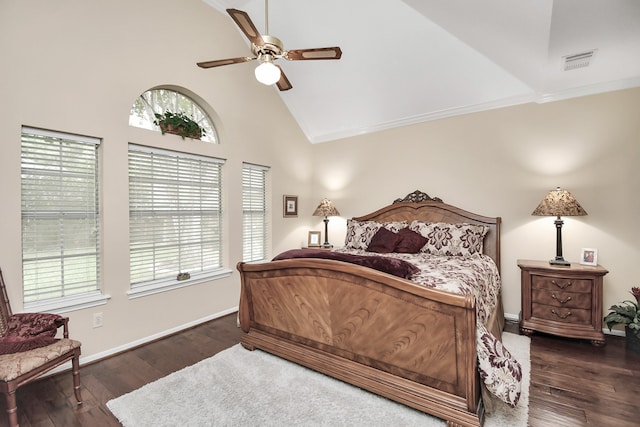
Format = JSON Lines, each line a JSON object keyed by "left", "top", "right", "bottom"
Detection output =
{"left": 107, "top": 332, "right": 530, "bottom": 426}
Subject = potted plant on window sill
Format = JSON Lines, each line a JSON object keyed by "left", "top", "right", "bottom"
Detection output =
{"left": 153, "top": 111, "right": 206, "bottom": 140}
{"left": 604, "top": 286, "right": 640, "bottom": 353}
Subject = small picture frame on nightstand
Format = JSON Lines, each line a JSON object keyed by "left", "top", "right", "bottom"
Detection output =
{"left": 580, "top": 248, "right": 597, "bottom": 266}
{"left": 308, "top": 231, "right": 321, "bottom": 247}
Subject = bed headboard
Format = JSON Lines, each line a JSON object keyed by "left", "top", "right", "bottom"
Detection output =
{"left": 352, "top": 190, "right": 501, "bottom": 273}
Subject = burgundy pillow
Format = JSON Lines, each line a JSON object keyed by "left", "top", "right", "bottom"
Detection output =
{"left": 366, "top": 227, "right": 401, "bottom": 253}
{"left": 395, "top": 228, "right": 428, "bottom": 253}
{"left": 0, "top": 334, "right": 58, "bottom": 354}
{"left": 0, "top": 312, "right": 61, "bottom": 354}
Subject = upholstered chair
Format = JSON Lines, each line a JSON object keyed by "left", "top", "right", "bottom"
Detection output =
{"left": 0, "top": 268, "right": 82, "bottom": 427}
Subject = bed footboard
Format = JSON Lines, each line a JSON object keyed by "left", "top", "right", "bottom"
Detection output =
{"left": 237, "top": 258, "right": 485, "bottom": 427}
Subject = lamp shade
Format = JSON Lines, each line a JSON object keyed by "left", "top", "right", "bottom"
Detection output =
{"left": 313, "top": 199, "right": 340, "bottom": 217}
{"left": 532, "top": 187, "right": 587, "bottom": 217}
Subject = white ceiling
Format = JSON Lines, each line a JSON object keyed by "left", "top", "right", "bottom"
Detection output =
{"left": 203, "top": 0, "right": 640, "bottom": 143}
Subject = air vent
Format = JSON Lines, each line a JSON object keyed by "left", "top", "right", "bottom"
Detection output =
{"left": 562, "top": 50, "right": 596, "bottom": 71}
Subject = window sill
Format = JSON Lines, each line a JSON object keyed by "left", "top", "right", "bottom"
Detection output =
{"left": 127, "top": 268, "right": 233, "bottom": 299}
{"left": 23, "top": 291, "right": 110, "bottom": 315}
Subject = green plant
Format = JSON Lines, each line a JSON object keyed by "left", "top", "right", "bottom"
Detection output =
{"left": 153, "top": 111, "right": 206, "bottom": 140}
{"left": 604, "top": 286, "right": 640, "bottom": 338}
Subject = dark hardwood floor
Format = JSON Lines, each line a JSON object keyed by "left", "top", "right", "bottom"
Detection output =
{"left": 2, "top": 314, "right": 639, "bottom": 426}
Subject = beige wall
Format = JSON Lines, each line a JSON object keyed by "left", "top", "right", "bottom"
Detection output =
{"left": 1, "top": 1, "right": 638, "bottom": 362}
{"left": 310, "top": 88, "right": 640, "bottom": 321}
{"left": 0, "top": 0, "right": 313, "bottom": 359}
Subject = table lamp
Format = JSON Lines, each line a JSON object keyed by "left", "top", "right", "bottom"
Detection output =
{"left": 532, "top": 187, "right": 587, "bottom": 265}
{"left": 312, "top": 198, "right": 340, "bottom": 248}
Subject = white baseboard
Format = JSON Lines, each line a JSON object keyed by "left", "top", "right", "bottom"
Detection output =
{"left": 504, "top": 311, "right": 519, "bottom": 322}
{"left": 48, "top": 307, "right": 239, "bottom": 376}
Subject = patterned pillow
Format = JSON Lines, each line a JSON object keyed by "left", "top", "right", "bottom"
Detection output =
{"left": 0, "top": 313, "right": 61, "bottom": 354}
{"left": 409, "top": 221, "right": 488, "bottom": 256}
{"left": 344, "top": 220, "right": 407, "bottom": 250}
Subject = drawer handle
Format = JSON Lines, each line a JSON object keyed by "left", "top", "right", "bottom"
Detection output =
{"left": 551, "top": 309, "right": 572, "bottom": 319}
{"left": 551, "top": 294, "right": 572, "bottom": 304}
{"left": 551, "top": 280, "right": 572, "bottom": 289}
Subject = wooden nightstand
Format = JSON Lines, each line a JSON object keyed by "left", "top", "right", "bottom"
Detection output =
{"left": 518, "top": 259, "right": 608, "bottom": 346}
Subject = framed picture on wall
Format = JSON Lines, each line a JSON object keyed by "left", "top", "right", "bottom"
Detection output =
{"left": 283, "top": 195, "right": 298, "bottom": 217}
{"left": 580, "top": 248, "right": 597, "bottom": 266}
{"left": 308, "top": 231, "right": 321, "bottom": 247}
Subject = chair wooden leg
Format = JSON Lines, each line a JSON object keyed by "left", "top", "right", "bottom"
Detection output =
{"left": 72, "top": 352, "right": 83, "bottom": 405}
{"left": 4, "top": 389, "right": 19, "bottom": 427}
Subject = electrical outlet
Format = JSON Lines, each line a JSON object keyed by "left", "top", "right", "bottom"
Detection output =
{"left": 92, "top": 312, "right": 103, "bottom": 328}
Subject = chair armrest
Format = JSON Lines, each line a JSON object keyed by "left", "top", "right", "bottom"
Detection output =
{"left": 56, "top": 317, "right": 70, "bottom": 338}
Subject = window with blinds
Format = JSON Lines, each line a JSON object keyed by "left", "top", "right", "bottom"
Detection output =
{"left": 21, "top": 127, "right": 101, "bottom": 304}
{"left": 242, "top": 163, "right": 269, "bottom": 262}
{"left": 128, "top": 145, "right": 225, "bottom": 288}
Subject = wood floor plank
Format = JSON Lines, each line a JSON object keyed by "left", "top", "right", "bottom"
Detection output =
{"left": 2, "top": 314, "right": 639, "bottom": 426}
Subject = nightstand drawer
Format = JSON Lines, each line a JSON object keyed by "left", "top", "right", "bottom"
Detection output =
{"left": 531, "top": 289, "right": 592, "bottom": 309}
{"left": 531, "top": 275, "right": 593, "bottom": 293}
{"left": 532, "top": 303, "right": 592, "bottom": 324}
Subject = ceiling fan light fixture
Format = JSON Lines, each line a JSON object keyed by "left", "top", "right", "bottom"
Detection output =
{"left": 254, "top": 54, "right": 281, "bottom": 85}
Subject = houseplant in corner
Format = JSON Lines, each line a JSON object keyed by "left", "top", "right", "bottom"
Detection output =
{"left": 153, "top": 111, "right": 206, "bottom": 140}
{"left": 604, "top": 286, "right": 640, "bottom": 353}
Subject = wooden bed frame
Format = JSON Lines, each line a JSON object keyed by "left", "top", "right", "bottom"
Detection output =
{"left": 237, "top": 191, "right": 503, "bottom": 427}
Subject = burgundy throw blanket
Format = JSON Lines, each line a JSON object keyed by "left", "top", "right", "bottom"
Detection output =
{"left": 272, "top": 249, "right": 419, "bottom": 279}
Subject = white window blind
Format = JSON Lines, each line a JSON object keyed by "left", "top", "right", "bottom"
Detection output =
{"left": 242, "top": 163, "right": 269, "bottom": 262}
{"left": 129, "top": 145, "right": 224, "bottom": 287}
{"left": 21, "top": 127, "right": 101, "bottom": 303}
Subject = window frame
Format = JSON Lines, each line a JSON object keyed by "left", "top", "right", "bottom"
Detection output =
{"left": 21, "top": 126, "right": 108, "bottom": 313}
{"left": 242, "top": 162, "right": 270, "bottom": 263}
{"left": 127, "top": 144, "right": 230, "bottom": 299}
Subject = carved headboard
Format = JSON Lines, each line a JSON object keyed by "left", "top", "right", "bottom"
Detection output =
{"left": 353, "top": 190, "right": 501, "bottom": 273}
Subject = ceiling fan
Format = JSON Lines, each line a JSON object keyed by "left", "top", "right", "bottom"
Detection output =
{"left": 197, "top": 1, "right": 342, "bottom": 91}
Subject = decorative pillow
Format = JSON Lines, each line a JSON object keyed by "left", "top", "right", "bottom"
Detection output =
{"left": 394, "top": 228, "right": 429, "bottom": 253}
{"left": 0, "top": 312, "right": 62, "bottom": 354}
{"left": 366, "top": 227, "right": 401, "bottom": 253}
{"left": 0, "top": 334, "right": 58, "bottom": 354}
{"left": 344, "top": 220, "right": 407, "bottom": 250}
{"left": 409, "top": 221, "right": 488, "bottom": 256}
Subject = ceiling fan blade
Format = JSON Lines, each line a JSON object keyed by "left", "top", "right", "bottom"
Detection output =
{"left": 284, "top": 47, "right": 342, "bottom": 61}
{"left": 226, "top": 8, "right": 264, "bottom": 46}
{"left": 275, "top": 65, "right": 292, "bottom": 91}
{"left": 196, "top": 57, "right": 256, "bottom": 68}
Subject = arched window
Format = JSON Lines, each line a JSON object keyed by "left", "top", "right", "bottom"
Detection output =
{"left": 129, "top": 88, "right": 218, "bottom": 144}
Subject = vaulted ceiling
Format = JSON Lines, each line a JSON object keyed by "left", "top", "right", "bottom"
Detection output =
{"left": 203, "top": 0, "right": 640, "bottom": 143}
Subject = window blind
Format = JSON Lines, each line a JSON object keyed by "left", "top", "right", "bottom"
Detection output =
{"left": 242, "top": 163, "right": 269, "bottom": 262}
{"left": 128, "top": 145, "right": 224, "bottom": 286}
{"left": 21, "top": 127, "right": 101, "bottom": 303}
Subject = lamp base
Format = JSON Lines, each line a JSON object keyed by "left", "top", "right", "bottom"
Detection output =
{"left": 322, "top": 243, "right": 334, "bottom": 249}
{"left": 549, "top": 257, "right": 570, "bottom": 266}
